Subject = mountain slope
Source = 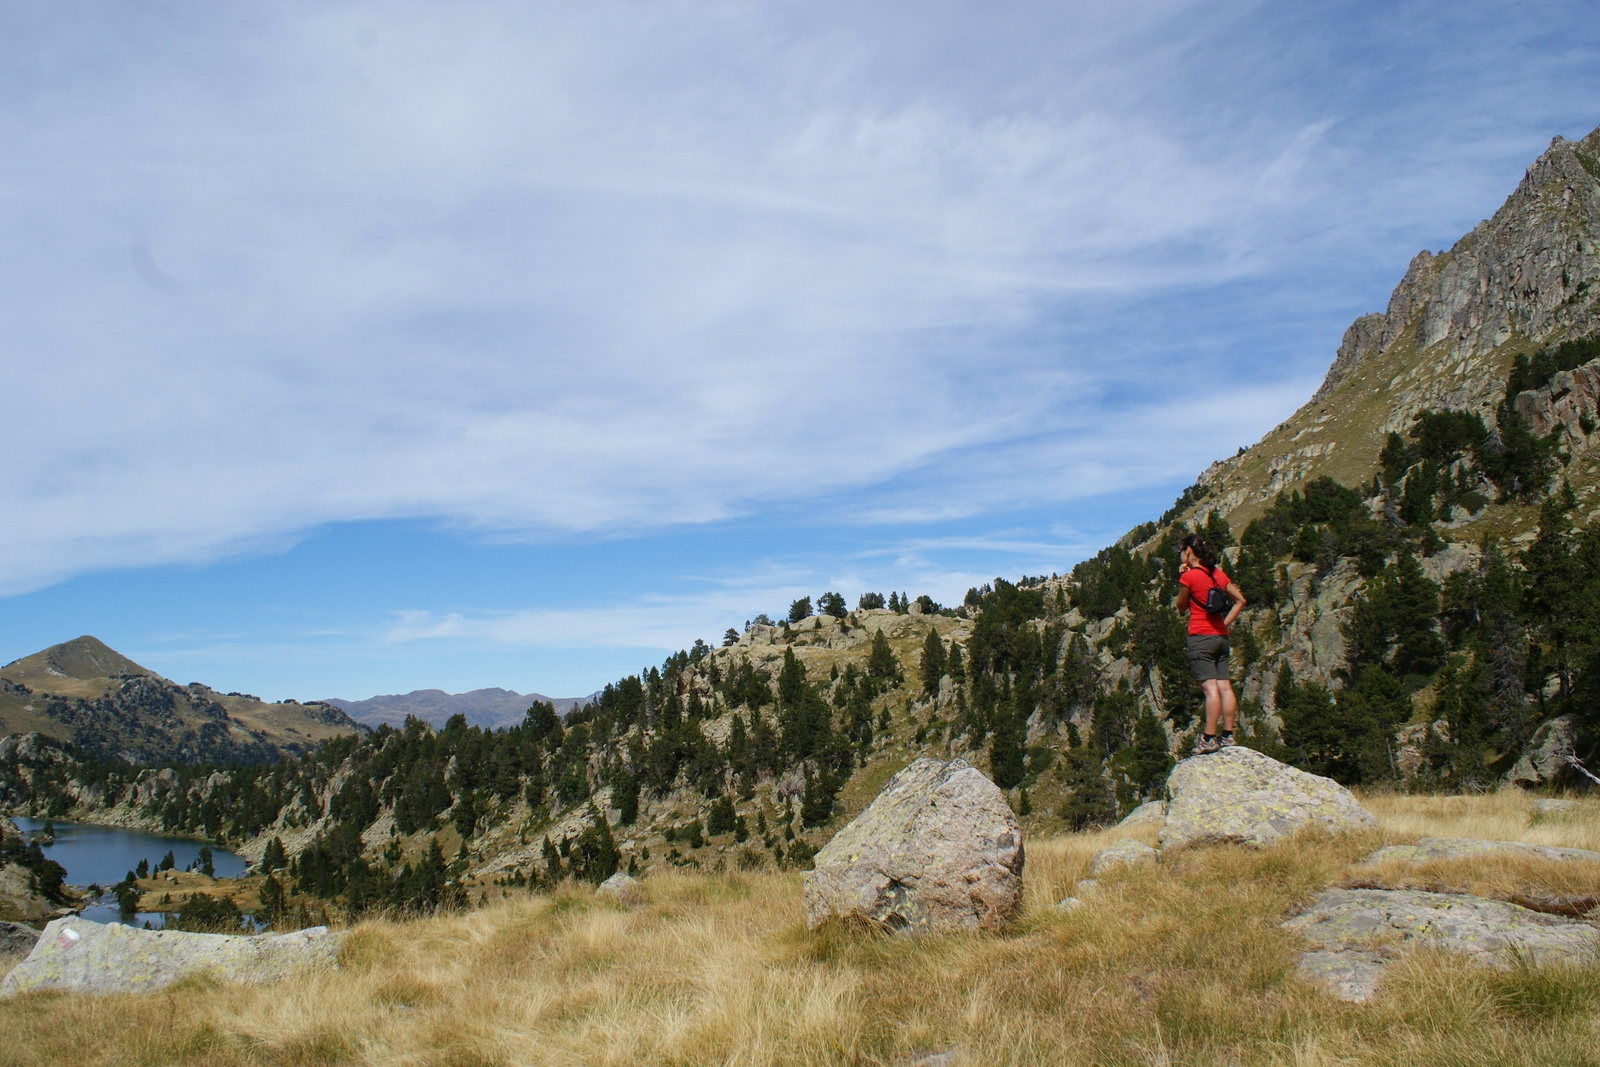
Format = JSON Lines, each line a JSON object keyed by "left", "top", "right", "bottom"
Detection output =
{"left": 0, "top": 636, "right": 360, "bottom": 765}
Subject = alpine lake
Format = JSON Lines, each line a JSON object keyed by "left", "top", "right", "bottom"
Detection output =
{"left": 10, "top": 816, "right": 248, "bottom": 928}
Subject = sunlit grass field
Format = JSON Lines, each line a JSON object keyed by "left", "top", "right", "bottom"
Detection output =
{"left": 1, "top": 791, "right": 1597, "bottom": 1066}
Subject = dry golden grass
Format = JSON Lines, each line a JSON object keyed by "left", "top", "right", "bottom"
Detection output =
{"left": 1, "top": 791, "right": 1596, "bottom": 1066}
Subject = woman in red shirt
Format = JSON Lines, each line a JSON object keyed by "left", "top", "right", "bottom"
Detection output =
{"left": 1175, "top": 533, "right": 1246, "bottom": 754}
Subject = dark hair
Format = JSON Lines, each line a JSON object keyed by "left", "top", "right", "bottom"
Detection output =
{"left": 1180, "top": 533, "right": 1218, "bottom": 572}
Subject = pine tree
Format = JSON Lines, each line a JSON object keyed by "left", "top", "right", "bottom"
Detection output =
{"left": 1114, "top": 708, "right": 1173, "bottom": 807}
{"left": 988, "top": 700, "right": 1026, "bottom": 789}
{"left": 947, "top": 640, "right": 965, "bottom": 682}
{"left": 868, "top": 630, "right": 899, "bottom": 679}
{"left": 920, "top": 627, "right": 947, "bottom": 697}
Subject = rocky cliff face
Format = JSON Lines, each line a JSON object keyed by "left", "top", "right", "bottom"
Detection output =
{"left": 1317, "top": 132, "right": 1600, "bottom": 403}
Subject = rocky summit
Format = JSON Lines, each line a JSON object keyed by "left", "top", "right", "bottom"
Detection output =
{"left": 1158, "top": 747, "right": 1377, "bottom": 850}
{"left": 0, "top": 915, "right": 343, "bottom": 997}
{"left": 803, "top": 758, "right": 1023, "bottom": 933}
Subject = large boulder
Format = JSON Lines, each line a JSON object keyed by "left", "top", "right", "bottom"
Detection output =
{"left": 802, "top": 758, "right": 1023, "bottom": 933}
{"left": 0, "top": 916, "right": 344, "bottom": 996}
{"left": 1116, "top": 800, "right": 1166, "bottom": 829}
{"left": 1159, "top": 746, "right": 1376, "bottom": 850}
{"left": 1284, "top": 888, "right": 1600, "bottom": 1002}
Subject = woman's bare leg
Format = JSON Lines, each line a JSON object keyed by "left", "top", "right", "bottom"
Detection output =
{"left": 1202, "top": 680, "right": 1222, "bottom": 735}
{"left": 1218, "top": 680, "right": 1237, "bottom": 733}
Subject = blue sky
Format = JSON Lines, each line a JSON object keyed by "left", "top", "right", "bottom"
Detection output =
{"left": 2, "top": 2, "right": 1598, "bottom": 700}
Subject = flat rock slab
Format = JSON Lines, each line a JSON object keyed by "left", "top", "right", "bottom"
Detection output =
{"left": 1159, "top": 746, "right": 1377, "bottom": 850}
{"left": 1283, "top": 889, "right": 1600, "bottom": 1002}
{"left": 1088, "top": 839, "right": 1157, "bottom": 877}
{"left": 1, "top": 916, "right": 344, "bottom": 996}
{"left": 1361, "top": 837, "right": 1600, "bottom": 865}
{"left": 803, "top": 757, "right": 1023, "bottom": 933}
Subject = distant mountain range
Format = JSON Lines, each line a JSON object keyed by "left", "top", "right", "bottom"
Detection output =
{"left": 324, "top": 688, "right": 594, "bottom": 731}
{"left": 0, "top": 636, "right": 361, "bottom": 764}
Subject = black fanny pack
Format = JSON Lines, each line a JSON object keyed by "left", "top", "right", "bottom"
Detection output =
{"left": 1200, "top": 573, "right": 1230, "bottom": 615}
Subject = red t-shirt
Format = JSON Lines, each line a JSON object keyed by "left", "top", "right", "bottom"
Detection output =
{"left": 1179, "top": 567, "right": 1231, "bottom": 636}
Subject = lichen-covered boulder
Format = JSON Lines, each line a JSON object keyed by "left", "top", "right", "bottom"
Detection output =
{"left": 0, "top": 916, "right": 343, "bottom": 996}
{"left": 803, "top": 758, "right": 1023, "bottom": 933}
{"left": 1159, "top": 746, "right": 1376, "bottom": 850}
{"left": 1360, "top": 837, "right": 1600, "bottom": 866}
{"left": 1088, "top": 838, "right": 1158, "bottom": 877}
{"left": 1283, "top": 888, "right": 1600, "bottom": 1002}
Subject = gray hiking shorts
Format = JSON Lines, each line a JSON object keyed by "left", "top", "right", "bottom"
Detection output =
{"left": 1186, "top": 634, "right": 1231, "bottom": 682}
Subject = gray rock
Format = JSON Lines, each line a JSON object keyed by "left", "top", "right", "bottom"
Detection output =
{"left": 1159, "top": 746, "right": 1377, "bottom": 850}
{"left": 1508, "top": 714, "right": 1581, "bottom": 788}
{"left": 802, "top": 757, "right": 1023, "bottom": 933}
{"left": 1087, "top": 838, "right": 1158, "bottom": 877}
{"left": 1294, "top": 949, "right": 1390, "bottom": 1004}
{"left": 598, "top": 872, "right": 641, "bottom": 903}
{"left": 1529, "top": 799, "right": 1580, "bottom": 817}
{"left": 0, "top": 916, "right": 344, "bottom": 996}
{"left": 1116, "top": 800, "right": 1166, "bottom": 828}
{"left": 0, "top": 922, "right": 39, "bottom": 958}
{"left": 1360, "top": 837, "right": 1600, "bottom": 866}
{"left": 1055, "top": 896, "right": 1084, "bottom": 911}
{"left": 1284, "top": 889, "right": 1600, "bottom": 1002}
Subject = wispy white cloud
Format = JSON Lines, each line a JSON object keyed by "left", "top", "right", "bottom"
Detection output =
{"left": 1, "top": 0, "right": 1596, "bottom": 604}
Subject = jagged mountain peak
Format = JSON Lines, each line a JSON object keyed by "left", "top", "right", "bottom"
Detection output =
{"left": 1180, "top": 121, "right": 1600, "bottom": 534}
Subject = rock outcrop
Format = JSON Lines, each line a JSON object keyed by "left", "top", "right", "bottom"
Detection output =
{"left": 1360, "top": 837, "right": 1600, "bottom": 866}
{"left": 0, "top": 864, "right": 65, "bottom": 925}
{"left": 803, "top": 758, "right": 1023, "bottom": 933}
{"left": 0, "top": 921, "right": 38, "bottom": 959}
{"left": 1159, "top": 747, "right": 1377, "bottom": 850}
{"left": 1507, "top": 714, "right": 1582, "bottom": 788}
{"left": 0, "top": 916, "right": 343, "bottom": 996}
{"left": 1284, "top": 888, "right": 1600, "bottom": 1002}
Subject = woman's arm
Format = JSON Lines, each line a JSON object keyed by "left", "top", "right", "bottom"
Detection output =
{"left": 1174, "top": 568, "right": 1191, "bottom": 612}
{"left": 1224, "top": 582, "right": 1246, "bottom": 629}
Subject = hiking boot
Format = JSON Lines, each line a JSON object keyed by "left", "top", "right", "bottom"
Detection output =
{"left": 1194, "top": 734, "right": 1220, "bottom": 755}
{"left": 1218, "top": 732, "right": 1237, "bottom": 748}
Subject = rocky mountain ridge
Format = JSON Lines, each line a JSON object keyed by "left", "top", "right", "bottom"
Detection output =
{"left": 327, "top": 688, "right": 591, "bottom": 732}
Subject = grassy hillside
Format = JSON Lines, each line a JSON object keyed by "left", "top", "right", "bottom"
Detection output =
{"left": 2, "top": 792, "right": 1596, "bottom": 1067}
